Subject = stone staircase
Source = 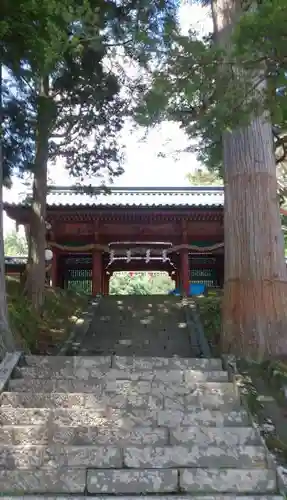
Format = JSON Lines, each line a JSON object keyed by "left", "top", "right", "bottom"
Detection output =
{"left": 0, "top": 353, "right": 283, "bottom": 497}
{"left": 80, "top": 295, "right": 192, "bottom": 357}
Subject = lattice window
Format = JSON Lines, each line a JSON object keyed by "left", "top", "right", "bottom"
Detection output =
{"left": 190, "top": 268, "right": 218, "bottom": 288}
{"left": 191, "top": 257, "right": 217, "bottom": 266}
{"left": 63, "top": 255, "right": 92, "bottom": 294}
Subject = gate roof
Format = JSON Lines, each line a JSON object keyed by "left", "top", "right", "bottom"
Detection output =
{"left": 6, "top": 186, "right": 224, "bottom": 209}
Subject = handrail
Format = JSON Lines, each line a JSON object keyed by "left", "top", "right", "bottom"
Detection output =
{"left": 0, "top": 352, "right": 23, "bottom": 393}
{"left": 56, "top": 294, "right": 102, "bottom": 355}
{"left": 183, "top": 297, "right": 211, "bottom": 358}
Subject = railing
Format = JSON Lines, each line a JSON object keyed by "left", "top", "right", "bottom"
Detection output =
{"left": 59, "top": 255, "right": 92, "bottom": 294}
{"left": 183, "top": 297, "right": 211, "bottom": 358}
{"left": 64, "top": 268, "right": 92, "bottom": 294}
{"left": 4, "top": 256, "right": 27, "bottom": 264}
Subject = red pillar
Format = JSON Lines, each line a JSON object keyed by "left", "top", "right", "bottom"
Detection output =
{"left": 105, "top": 275, "right": 110, "bottom": 295}
{"left": 180, "top": 220, "right": 190, "bottom": 296}
{"left": 92, "top": 250, "right": 102, "bottom": 296}
{"left": 175, "top": 270, "right": 180, "bottom": 289}
{"left": 51, "top": 249, "right": 58, "bottom": 288}
{"left": 180, "top": 249, "right": 190, "bottom": 296}
{"left": 170, "top": 270, "right": 179, "bottom": 290}
{"left": 102, "top": 271, "right": 110, "bottom": 295}
{"left": 101, "top": 270, "right": 105, "bottom": 295}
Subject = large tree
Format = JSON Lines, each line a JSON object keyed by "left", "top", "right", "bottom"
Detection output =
{"left": 212, "top": 0, "right": 287, "bottom": 359}
{"left": 0, "top": 0, "right": 46, "bottom": 354}
{"left": 136, "top": 0, "right": 287, "bottom": 358}
{"left": 0, "top": 65, "right": 15, "bottom": 358}
{"left": 3, "top": 0, "right": 125, "bottom": 310}
{"left": 3, "top": 0, "right": 178, "bottom": 311}
{"left": 0, "top": 0, "right": 46, "bottom": 355}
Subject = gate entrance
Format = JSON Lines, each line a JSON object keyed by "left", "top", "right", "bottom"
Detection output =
{"left": 4, "top": 187, "right": 225, "bottom": 296}
{"left": 60, "top": 254, "right": 92, "bottom": 294}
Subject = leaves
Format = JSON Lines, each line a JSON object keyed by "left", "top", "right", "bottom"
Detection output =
{"left": 2, "top": 0, "right": 180, "bottom": 182}
{"left": 109, "top": 272, "right": 174, "bottom": 295}
{"left": 1, "top": 0, "right": 180, "bottom": 311}
{"left": 196, "top": 295, "right": 222, "bottom": 355}
{"left": 6, "top": 277, "right": 89, "bottom": 352}
{"left": 2, "top": 1, "right": 124, "bottom": 181}
{"left": 4, "top": 231, "right": 28, "bottom": 256}
{"left": 186, "top": 168, "right": 222, "bottom": 186}
{"left": 135, "top": 0, "right": 287, "bottom": 178}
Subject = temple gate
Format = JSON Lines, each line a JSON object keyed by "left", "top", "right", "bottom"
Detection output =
{"left": 5, "top": 186, "right": 225, "bottom": 296}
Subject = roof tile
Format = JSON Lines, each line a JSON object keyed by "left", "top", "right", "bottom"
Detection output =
{"left": 6, "top": 186, "right": 224, "bottom": 208}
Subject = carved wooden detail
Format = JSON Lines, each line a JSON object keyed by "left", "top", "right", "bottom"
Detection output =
{"left": 101, "top": 223, "right": 175, "bottom": 236}
{"left": 187, "top": 221, "right": 223, "bottom": 236}
{"left": 61, "top": 223, "right": 93, "bottom": 236}
{"left": 53, "top": 221, "right": 223, "bottom": 240}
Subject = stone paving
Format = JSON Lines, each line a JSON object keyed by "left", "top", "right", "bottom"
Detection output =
{"left": 79, "top": 295, "right": 192, "bottom": 357}
{"left": 0, "top": 296, "right": 283, "bottom": 498}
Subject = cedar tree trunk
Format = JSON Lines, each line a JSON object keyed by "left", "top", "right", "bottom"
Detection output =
{"left": 26, "top": 77, "right": 50, "bottom": 311}
{"left": 0, "top": 64, "right": 16, "bottom": 358}
{"left": 212, "top": 0, "right": 287, "bottom": 359}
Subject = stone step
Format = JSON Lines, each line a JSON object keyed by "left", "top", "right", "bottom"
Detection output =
{"left": 104, "top": 380, "right": 235, "bottom": 400}
{"left": 0, "top": 407, "right": 250, "bottom": 427}
{"left": 86, "top": 468, "right": 277, "bottom": 495}
{"left": 8, "top": 378, "right": 105, "bottom": 393}
{"left": 0, "top": 497, "right": 283, "bottom": 500}
{"left": 0, "top": 444, "right": 121, "bottom": 469}
{"left": 24, "top": 354, "right": 223, "bottom": 372}
{"left": 113, "top": 356, "right": 223, "bottom": 371}
{"left": 179, "top": 469, "right": 278, "bottom": 493}
{"left": 169, "top": 426, "right": 261, "bottom": 446}
{"left": 0, "top": 424, "right": 259, "bottom": 447}
{"left": 123, "top": 445, "right": 267, "bottom": 468}
{"left": 8, "top": 378, "right": 235, "bottom": 399}
{"left": 158, "top": 408, "right": 250, "bottom": 427}
{"left": 0, "top": 468, "right": 86, "bottom": 493}
{"left": 86, "top": 468, "right": 175, "bottom": 495}
{"left": 0, "top": 424, "right": 168, "bottom": 446}
{"left": 1, "top": 389, "right": 239, "bottom": 411}
{"left": 1, "top": 391, "right": 163, "bottom": 410}
{"left": 4, "top": 467, "right": 275, "bottom": 495}
{"left": 24, "top": 355, "right": 110, "bottom": 368}
{"left": 15, "top": 367, "right": 229, "bottom": 383}
{"left": 0, "top": 444, "right": 267, "bottom": 469}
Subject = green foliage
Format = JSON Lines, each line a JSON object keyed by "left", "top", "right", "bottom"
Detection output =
{"left": 239, "top": 374, "right": 262, "bottom": 417}
{"left": 186, "top": 168, "right": 222, "bottom": 186}
{"left": 2, "top": 0, "right": 179, "bottom": 309}
{"left": 281, "top": 212, "right": 287, "bottom": 254}
{"left": 195, "top": 295, "right": 222, "bottom": 355}
{"left": 4, "top": 230, "right": 28, "bottom": 256}
{"left": 2, "top": 1, "right": 124, "bottom": 181}
{"left": 252, "top": 359, "right": 287, "bottom": 408}
{"left": 238, "top": 357, "right": 287, "bottom": 464}
{"left": 6, "top": 277, "right": 89, "bottom": 352}
{"left": 2, "top": 0, "right": 179, "bottom": 181}
{"left": 135, "top": 0, "right": 287, "bottom": 175}
{"left": 109, "top": 272, "right": 174, "bottom": 295}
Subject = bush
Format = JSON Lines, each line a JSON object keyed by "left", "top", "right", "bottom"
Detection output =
{"left": 6, "top": 278, "right": 89, "bottom": 353}
{"left": 195, "top": 295, "right": 222, "bottom": 355}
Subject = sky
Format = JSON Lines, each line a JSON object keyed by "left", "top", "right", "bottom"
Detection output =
{"left": 3, "top": 2, "right": 212, "bottom": 235}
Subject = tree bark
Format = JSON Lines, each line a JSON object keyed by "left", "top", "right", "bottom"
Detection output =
{"left": 26, "top": 76, "right": 50, "bottom": 311}
{"left": 0, "top": 63, "right": 16, "bottom": 358}
{"left": 212, "top": 0, "right": 287, "bottom": 359}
